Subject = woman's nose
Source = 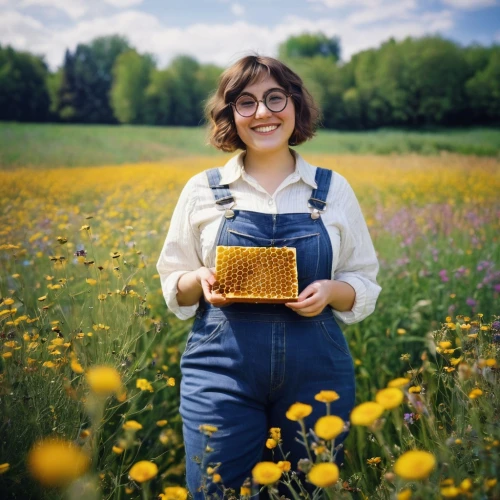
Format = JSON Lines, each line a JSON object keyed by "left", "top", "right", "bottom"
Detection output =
{"left": 254, "top": 100, "right": 272, "bottom": 119}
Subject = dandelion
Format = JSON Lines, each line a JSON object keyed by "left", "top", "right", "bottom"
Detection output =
{"left": 0, "top": 463, "right": 10, "bottom": 474}
{"left": 27, "top": 438, "right": 90, "bottom": 487}
{"left": 42, "top": 361, "right": 55, "bottom": 368}
{"left": 252, "top": 461, "right": 282, "bottom": 485}
{"left": 440, "top": 486, "right": 461, "bottom": 497}
{"left": 128, "top": 461, "right": 158, "bottom": 483}
{"left": 314, "top": 415, "right": 344, "bottom": 440}
{"left": 307, "top": 462, "right": 339, "bottom": 488}
{"left": 2, "top": 352, "right": 13, "bottom": 359}
{"left": 212, "top": 473, "right": 222, "bottom": 483}
{"left": 70, "top": 354, "right": 84, "bottom": 374}
{"left": 408, "top": 386, "right": 421, "bottom": 394}
{"left": 156, "top": 420, "right": 168, "bottom": 427}
{"left": 367, "top": 457, "right": 382, "bottom": 465}
{"left": 438, "top": 341, "right": 452, "bottom": 349}
{"left": 86, "top": 366, "right": 122, "bottom": 396}
{"left": 166, "top": 377, "right": 176, "bottom": 387}
{"left": 286, "top": 402, "right": 313, "bottom": 421}
{"left": 86, "top": 278, "right": 97, "bottom": 286}
{"left": 160, "top": 486, "right": 188, "bottom": 500}
{"left": 387, "top": 377, "right": 410, "bottom": 388}
{"left": 240, "top": 487, "right": 251, "bottom": 497}
{"left": 123, "top": 420, "right": 143, "bottom": 431}
{"left": 468, "top": 388, "right": 483, "bottom": 399}
{"left": 460, "top": 478, "right": 472, "bottom": 491}
{"left": 350, "top": 402, "right": 384, "bottom": 427}
{"left": 265, "top": 438, "right": 277, "bottom": 449}
{"left": 397, "top": 328, "right": 407, "bottom": 335}
{"left": 136, "top": 378, "right": 154, "bottom": 392}
{"left": 397, "top": 489, "right": 412, "bottom": 500}
{"left": 375, "top": 388, "right": 404, "bottom": 409}
{"left": 269, "top": 427, "right": 281, "bottom": 441}
{"left": 277, "top": 461, "right": 291, "bottom": 472}
{"left": 112, "top": 446, "right": 124, "bottom": 454}
{"left": 314, "top": 390, "right": 340, "bottom": 403}
{"left": 394, "top": 450, "right": 436, "bottom": 480}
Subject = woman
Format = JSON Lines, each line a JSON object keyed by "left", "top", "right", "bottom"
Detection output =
{"left": 157, "top": 55, "right": 381, "bottom": 497}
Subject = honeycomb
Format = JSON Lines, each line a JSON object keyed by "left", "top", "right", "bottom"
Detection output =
{"left": 212, "top": 246, "right": 298, "bottom": 303}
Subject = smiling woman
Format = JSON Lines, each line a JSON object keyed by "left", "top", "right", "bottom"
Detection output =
{"left": 156, "top": 54, "right": 382, "bottom": 498}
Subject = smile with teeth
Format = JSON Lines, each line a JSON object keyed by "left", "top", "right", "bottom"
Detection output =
{"left": 252, "top": 125, "right": 279, "bottom": 133}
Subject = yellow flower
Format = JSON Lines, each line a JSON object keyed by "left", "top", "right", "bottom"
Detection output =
{"left": 160, "top": 486, "right": 188, "bottom": 500}
{"left": 240, "top": 486, "right": 251, "bottom": 497}
{"left": 269, "top": 427, "right": 281, "bottom": 441}
{"left": 397, "top": 328, "right": 407, "bottom": 335}
{"left": 128, "top": 461, "right": 158, "bottom": 483}
{"left": 350, "top": 402, "right": 384, "bottom": 427}
{"left": 408, "top": 386, "right": 421, "bottom": 394}
{"left": 70, "top": 354, "right": 84, "bottom": 374}
{"left": 123, "top": 420, "right": 143, "bottom": 431}
{"left": 252, "top": 462, "right": 282, "bottom": 485}
{"left": 367, "top": 457, "right": 382, "bottom": 465}
{"left": 27, "top": 438, "right": 90, "bottom": 487}
{"left": 42, "top": 361, "right": 55, "bottom": 368}
{"left": 156, "top": 420, "right": 168, "bottom": 427}
{"left": 2, "top": 298, "right": 14, "bottom": 306}
{"left": 86, "top": 365, "right": 122, "bottom": 396}
{"left": 468, "top": 388, "right": 483, "bottom": 399}
{"left": 397, "top": 489, "right": 412, "bottom": 500}
{"left": 166, "top": 377, "right": 176, "bottom": 387}
{"left": 266, "top": 438, "right": 277, "bottom": 449}
{"left": 0, "top": 463, "right": 10, "bottom": 474}
{"left": 394, "top": 450, "right": 436, "bottom": 480}
{"left": 199, "top": 424, "right": 218, "bottom": 435}
{"left": 438, "top": 341, "right": 452, "bottom": 349}
{"left": 485, "top": 359, "right": 496, "bottom": 367}
{"left": 136, "top": 378, "right": 154, "bottom": 392}
{"left": 38, "top": 295, "right": 47, "bottom": 302}
{"left": 286, "top": 402, "right": 313, "bottom": 421}
{"left": 86, "top": 278, "right": 97, "bottom": 286}
{"left": 277, "top": 461, "right": 291, "bottom": 472}
{"left": 314, "top": 415, "right": 344, "bottom": 440}
{"left": 440, "top": 486, "right": 461, "bottom": 497}
{"left": 112, "top": 446, "right": 124, "bottom": 454}
{"left": 460, "top": 478, "right": 472, "bottom": 491}
{"left": 387, "top": 377, "right": 410, "bottom": 388}
{"left": 212, "top": 473, "right": 222, "bottom": 483}
{"left": 2, "top": 352, "right": 13, "bottom": 359}
{"left": 450, "top": 356, "right": 463, "bottom": 366}
{"left": 307, "top": 463, "right": 339, "bottom": 488}
{"left": 314, "top": 390, "right": 340, "bottom": 403}
{"left": 375, "top": 388, "right": 404, "bottom": 409}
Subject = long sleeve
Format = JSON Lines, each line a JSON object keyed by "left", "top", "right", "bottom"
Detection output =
{"left": 330, "top": 174, "right": 381, "bottom": 325}
{"left": 156, "top": 176, "right": 203, "bottom": 320}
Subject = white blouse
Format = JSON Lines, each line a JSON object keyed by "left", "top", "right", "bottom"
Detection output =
{"left": 157, "top": 151, "right": 381, "bottom": 324}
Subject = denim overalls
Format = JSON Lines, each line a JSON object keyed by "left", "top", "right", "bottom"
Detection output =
{"left": 180, "top": 167, "right": 356, "bottom": 497}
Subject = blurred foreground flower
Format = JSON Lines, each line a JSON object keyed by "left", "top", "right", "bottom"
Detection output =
{"left": 350, "top": 402, "right": 384, "bottom": 426}
{"left": 252, "top": 461, "right": 282, "bottom": 485}
{"left": 394, "top": 450, "right": 436, "bottom": 480}
{"left": 314, "top": 390, "right": 340, "bottom": 403}
{"left": 375, "top": 388, "right": 404, "bottom": 409}
{"left": 286, "top": 402, "right": 313, "bottom": 421}
{"left": 160, "top": 486, "right": 188, "bottom": 500}
{"left": 314, "top": 415, "right": 344, "bottom": 440}
{"left": 128, "top": 461, "right": 158, "bottom": 483}
{"left": 308, "top": 463, "right": 339, "bottom": 487}
{"left": 86, "top": 365, "right": 122, "bottom": 396}
{"left": 27, "top": 438, "right": 90, "bottom": 487}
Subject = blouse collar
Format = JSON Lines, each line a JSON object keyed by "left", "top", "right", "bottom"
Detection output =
{"left": 219, "top": 150, "right": 318, "bottom": 189}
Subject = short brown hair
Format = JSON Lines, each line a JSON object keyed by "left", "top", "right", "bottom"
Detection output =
{"left": 205, "top": 55, "right": 319, "bottom": 152}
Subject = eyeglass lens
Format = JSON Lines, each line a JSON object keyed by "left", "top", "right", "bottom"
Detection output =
{"left": 235, "top": 90, "right": 288, "bottom": 117}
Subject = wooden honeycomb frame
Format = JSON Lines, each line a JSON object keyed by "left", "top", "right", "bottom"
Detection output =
{"left": 213, "top": 245, "right": 299, "bottom": 303}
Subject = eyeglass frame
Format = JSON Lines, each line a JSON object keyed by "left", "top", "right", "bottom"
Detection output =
{"left": 228, "top": 88, "right": 294, "bottom": 117}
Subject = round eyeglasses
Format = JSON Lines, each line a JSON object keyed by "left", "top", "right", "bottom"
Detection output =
{"left": 230, "top": 89, "right": 292, "bottom": 117}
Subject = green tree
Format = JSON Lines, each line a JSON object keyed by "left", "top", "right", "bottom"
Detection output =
{"left": 110, "top": 50, "right": 155, "bottom": 124}
{"left": 0, "top": 45, "right": 50, "bottom": 122}
{"left": 279, "top": 32, "right": 340, "bottom": 62}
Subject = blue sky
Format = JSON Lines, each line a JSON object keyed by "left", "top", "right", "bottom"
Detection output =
{"left": 0, "top": 0, "right": 498, "bottom": 70}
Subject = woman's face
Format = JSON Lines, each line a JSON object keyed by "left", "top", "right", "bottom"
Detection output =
{"left": 232, "top": 75, "right": 295, "bottom": 155}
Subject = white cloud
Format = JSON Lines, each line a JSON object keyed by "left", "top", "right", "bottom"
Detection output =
{"left": 346, "top": 0, "right": 417, "bottom": 25}
{"left": 441, "top": 0, "right": 496, "bottom": 8}
{"left": 103, "top": 0, "right": 144, "bottom": 7}
{"left": 0, "top": 6, "right": 457, "bottom": 70}
{"left": 20, "top": 0, "right": 88, "bottom": 20}
{"left": 231, "top": 3, "right": 245, "bottom": 16}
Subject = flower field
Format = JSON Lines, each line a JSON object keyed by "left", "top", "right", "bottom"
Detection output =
{"left": 0, "top": 153, "right": 499, "bottom": 499}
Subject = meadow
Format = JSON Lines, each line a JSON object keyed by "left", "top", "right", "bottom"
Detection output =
{"left": 0, "top": 125, "right": 499, "bottom": 499}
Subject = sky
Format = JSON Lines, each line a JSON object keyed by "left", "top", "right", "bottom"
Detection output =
{"left": 0, "top": 0, "right": 499, "bottom": 70}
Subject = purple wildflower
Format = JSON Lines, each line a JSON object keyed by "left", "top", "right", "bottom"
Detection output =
{"left": 404, "top": 413, "right": 415, "bottom": 425}
{"left": 439, "top": 270, "right": 449, "bottom": 283}
{"left": 466, "top": 298, "right": 477, "bottom": 308}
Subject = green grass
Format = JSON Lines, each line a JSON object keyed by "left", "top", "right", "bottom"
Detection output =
{"left": 1, "top": 123, "right": 499, "bottom": 169}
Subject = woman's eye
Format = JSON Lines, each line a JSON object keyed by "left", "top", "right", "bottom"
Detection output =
{"left": 239, "top": 100, "right": 255, "bottom": 107}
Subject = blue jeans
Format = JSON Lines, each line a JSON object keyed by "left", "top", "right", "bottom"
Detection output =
{"left": 180, "top": 303, "right": 355, "bottom": 497}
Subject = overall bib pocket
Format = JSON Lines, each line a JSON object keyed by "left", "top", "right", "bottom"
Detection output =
{"left": 319, "top": 320, "right": 351, "bottom": 357}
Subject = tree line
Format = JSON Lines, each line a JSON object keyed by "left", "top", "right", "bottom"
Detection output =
{"left": 1, "top": 33, "right": 499, "bottom": 129}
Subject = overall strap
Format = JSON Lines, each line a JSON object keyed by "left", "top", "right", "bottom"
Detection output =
{"left": 206, "top": 168, "right": 234, "bottom": 207}
{"left": 308, "top": 167, "right": 333, "bottom": 215}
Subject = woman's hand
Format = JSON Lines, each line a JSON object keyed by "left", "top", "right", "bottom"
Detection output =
{"left": 285, "top": 280, "right": 335, "bottom": 317}
{"left": 285, "top": 279, "right": 355, "bottom": 317}
{"left": 195, "top": 267, "right": 233, "bottom": 307}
